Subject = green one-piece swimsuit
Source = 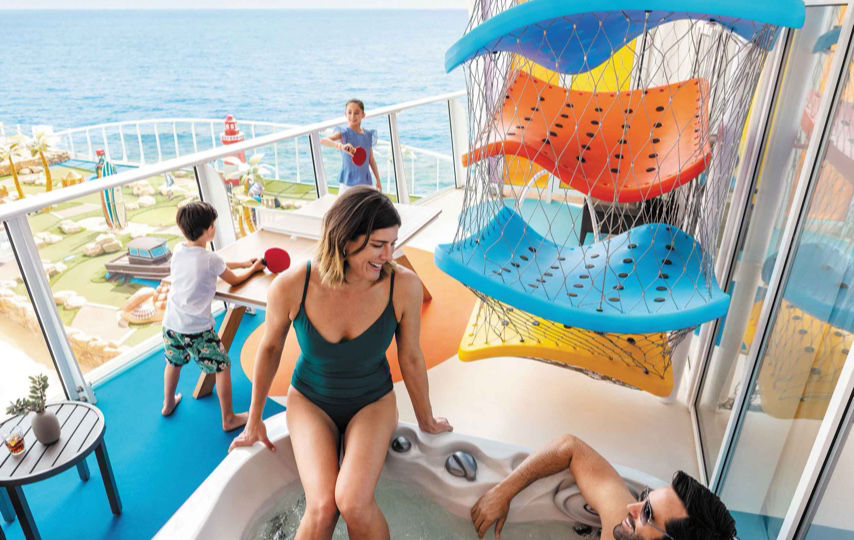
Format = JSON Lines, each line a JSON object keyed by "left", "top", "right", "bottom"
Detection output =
{"left": 290, "top": 261, "right": 397, "bottom": 433}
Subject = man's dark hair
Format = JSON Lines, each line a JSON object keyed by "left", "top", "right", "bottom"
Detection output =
{"left": 176, "top": 201, "right": 218, "bottom": 241}
{"left": 666, "top": 471, "right": 737, "bottom": 540}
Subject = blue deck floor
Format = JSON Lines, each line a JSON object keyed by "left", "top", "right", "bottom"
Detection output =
{"left": 1, "top": 309, "right": 284, "bottom": 540}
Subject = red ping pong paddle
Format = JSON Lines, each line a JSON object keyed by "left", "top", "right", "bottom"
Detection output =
{"left": 262, "top": 248, "right": 290, "bottom": 274}
{"left": 352, "top": 146, "right": 367, "bottom": 166}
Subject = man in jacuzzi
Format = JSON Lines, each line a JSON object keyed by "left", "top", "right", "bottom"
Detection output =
{"left": 470, "top": 434, "right": 736, "bottom": 540}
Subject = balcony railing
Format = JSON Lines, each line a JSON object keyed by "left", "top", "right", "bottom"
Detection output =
{"left": 0, "top": 90, "right": 466, "bottom": 404}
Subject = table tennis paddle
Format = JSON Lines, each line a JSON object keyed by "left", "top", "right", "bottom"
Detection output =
{"left": 352, "top": 146, "right": 367, "bottom": 166}
{"left": 262, "top": 248, "right": 290, "bottom": 273}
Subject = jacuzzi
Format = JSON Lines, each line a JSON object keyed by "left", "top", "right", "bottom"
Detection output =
{"left": 157, "top": 412, "right": 664, "bottom": 539}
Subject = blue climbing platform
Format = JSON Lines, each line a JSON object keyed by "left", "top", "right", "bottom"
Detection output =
{"left": 435, "top": 206, "right": 730, "bottom": 334}
{"left": 445, "top": 0, "right": 804, "bottom": 73}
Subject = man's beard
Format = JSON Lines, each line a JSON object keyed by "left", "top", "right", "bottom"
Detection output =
{"left": 613, "top": 516, "right": 643, "bottom": 540}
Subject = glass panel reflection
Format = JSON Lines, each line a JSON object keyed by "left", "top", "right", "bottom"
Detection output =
{"left": 696, "top": 5, "right": 847, "bottom": 481}
{"left": 719, "top": 8, "right": 854, "bottom": 538}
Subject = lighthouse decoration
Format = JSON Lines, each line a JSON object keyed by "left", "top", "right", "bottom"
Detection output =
{"left": 221, "top": 115, "right": 245, "bottom": 186}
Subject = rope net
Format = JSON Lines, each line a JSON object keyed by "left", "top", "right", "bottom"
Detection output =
{"left": 441, "top": 4, "right": 780, "bottom": 392}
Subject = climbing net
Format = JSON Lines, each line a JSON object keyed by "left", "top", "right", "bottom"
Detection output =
{"left": 440, "top": 4, "right": 781, "bottom": 388}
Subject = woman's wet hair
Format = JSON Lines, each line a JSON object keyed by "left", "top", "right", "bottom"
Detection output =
{"left": 665, "top": 471, "right": 737, "bottom": 540}
{"left": 346, "top": 98, "right": 365, "bottom": 112}
{"left": 177, "top": 201, "right": 218, "bottom": 241}
{"left": 316, "top": 186, "right": 401, "bottom": 285}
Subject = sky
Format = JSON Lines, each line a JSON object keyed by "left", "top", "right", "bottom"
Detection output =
{"left": 0, "top": 0, "right": 469, "bottom": 8}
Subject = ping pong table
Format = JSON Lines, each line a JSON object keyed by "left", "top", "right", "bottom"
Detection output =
{"left": 192, "top": 194, "right": 441, "bottom": 398}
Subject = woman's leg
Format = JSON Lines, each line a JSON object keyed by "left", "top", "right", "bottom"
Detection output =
{"left": 335, "top": 391, "right": 398, "bottom": 540}
{"left": 287, "top": 387, "right": 341, "bottom": 540}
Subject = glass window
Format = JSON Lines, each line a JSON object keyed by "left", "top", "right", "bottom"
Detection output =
{"left": 804, "top": 424, "right": 854, "bottom": 538}
{"left": 129, "top": 248, "right": 139, "bottom": 256}
{"left": 695, "top": 5, "right": 848, "bottom": 482}
{"left": 718, "top": 9, "right": 854, "bottom": 538}
{"left": 150, "top": 245, "right": 165, "bottom": 257}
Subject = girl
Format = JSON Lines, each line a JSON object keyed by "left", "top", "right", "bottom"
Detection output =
{"left": 321, "top": 99, "right": 382, "bottom": 193}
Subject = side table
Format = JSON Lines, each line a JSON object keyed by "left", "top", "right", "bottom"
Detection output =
{"left": 0, "top": 401, "right": 121, "bottom": 540}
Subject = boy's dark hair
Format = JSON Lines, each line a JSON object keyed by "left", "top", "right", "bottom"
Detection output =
{"left": 346, "top": 99, "right": 365, "bottom": 112}
{"left": 176, "top": 201, "right": 218, "bottom": 241}
{"left": 665, "top": 471, "right": 737, "bottom": 540}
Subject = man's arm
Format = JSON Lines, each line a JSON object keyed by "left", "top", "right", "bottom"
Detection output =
{"left": 471, "top": 434, "right": 635, "bottom": 539}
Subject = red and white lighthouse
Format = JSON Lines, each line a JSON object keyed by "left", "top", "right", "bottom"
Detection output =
{"left": 221, "top": 115, "right": 246, "bottom": 163}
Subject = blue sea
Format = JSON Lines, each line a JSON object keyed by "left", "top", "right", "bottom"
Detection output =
{"left": 1, "top": 10, "right": 467, "bottom": 159}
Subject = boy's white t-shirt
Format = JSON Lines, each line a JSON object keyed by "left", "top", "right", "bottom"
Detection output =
{"left": 162, "top": 243, "right": 227, "bottom": 334}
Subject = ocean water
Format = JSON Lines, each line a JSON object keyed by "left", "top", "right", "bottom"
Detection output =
{"left": 1, "top": 10, "right": 467, "bottom": 154}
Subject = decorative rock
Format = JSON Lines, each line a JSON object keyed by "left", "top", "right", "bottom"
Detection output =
{"left": 101, "top": 239, "right": 122, "bottom": 253}
{"left": 54, "top": 290, "right": 76, "bottom": 305}
{"left": 59, "top": 219, "right": 83, "bottom": 234}
{"left": 65, "top": 295, "right": 86, "bottom": 310}
{"left": 137, "top": 195, "right": 155, "bottom": 207}
{"left": 83, "top": 242, "right": 103, "bottom": 257}
{"left": 132, "top": 181, "right": 155, "bottom": 196}
{"left": 125, "top": 202, "right": 139, "bottom": 211}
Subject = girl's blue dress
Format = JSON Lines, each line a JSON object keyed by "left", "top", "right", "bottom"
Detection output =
{"left": 335, "top": 126, "right": 378, "bottom": 187}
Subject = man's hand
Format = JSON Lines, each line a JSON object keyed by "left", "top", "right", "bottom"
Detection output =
{"left": 471, "top": 485, "right": 511, "bottom": 538}
{"left": 419, "top": 416, "right": 453, "bottom": 434}
{"left": 228, "top": 420, "right": 275, "bottom": 453}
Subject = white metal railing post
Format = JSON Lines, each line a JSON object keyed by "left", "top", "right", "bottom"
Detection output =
{"left": 68, "top": 133, "right": 75, "bottom": 158}
{"left": 448, "top": 96, "right": 467, "bottom": 189}
{"left": 274, "top": 142, "right": 280, "bottom": 180}
{"left": 295, "top": 138, "right": 301, "bottom": 183}
{"left": 136, "top": 123, "right": 145, "bottom": 164}
{"left": 85, "top": 128, "right": 93, "bottom": 160}
{"left": 191, "top": 121, "right": 198, "bottom": 153}
{"left": 172, "top": 123, "right": 180, "bottom": 157}
{"left": 388, "top": 113, "right": 410, "bottom": 203}
{"left": 0, "top": 122, "right": 4, "bottom": 138}
{"left": 209, "top": 121, "right": 217, "bottom": 148}
{"left": 308, "top": 131, "right": 328, "bottom": 196}
{"left": 119, "top": 125, "right": 128, "bottom": 162}
{"left": 4, "top": 216, "right": 96, "bottom": 403}
{"left": 101, "top": 126, "right": 110, "bottom": 159}
{"left": 154, "top": 122, "right": 163, "bottom": 162}
{"left": 436, "top": 156, "right": 440, "bottom": 192}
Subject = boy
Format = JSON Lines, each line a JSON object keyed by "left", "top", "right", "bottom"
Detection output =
{"left": 161, "top": 201, "right": 265, "bottom": 431}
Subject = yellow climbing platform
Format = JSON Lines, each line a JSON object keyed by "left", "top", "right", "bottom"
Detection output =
{"left": 459, "top": 301, "right": 675, "bottom": 396}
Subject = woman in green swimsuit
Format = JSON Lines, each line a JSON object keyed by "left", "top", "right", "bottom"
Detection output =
{"left": 230, "top": 186, "right": 452, "bottom": 539}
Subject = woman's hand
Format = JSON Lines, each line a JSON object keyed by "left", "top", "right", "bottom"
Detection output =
{"left": 471, "top": 485, "right": 511, "bottom": 538}
{"left": 419, "top": 416, "right": 453, "bottom": 434}
{"left": 228, "top": 420, "right": 276, "bottom": 452}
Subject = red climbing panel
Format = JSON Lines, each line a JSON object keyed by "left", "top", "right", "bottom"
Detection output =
{"left": 463, "top": 71, "right": 712, "bottom": 203}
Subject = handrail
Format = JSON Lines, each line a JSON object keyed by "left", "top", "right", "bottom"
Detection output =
{"left": 0, "top": 90, "right": 465, "bottom": 221}
{"left": 53, "top": 117, "right": 299, "bottom": 136}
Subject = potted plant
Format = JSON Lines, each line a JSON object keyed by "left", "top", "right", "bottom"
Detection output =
{"left": 6, "top": 374, "right": 60, "bottom": 445}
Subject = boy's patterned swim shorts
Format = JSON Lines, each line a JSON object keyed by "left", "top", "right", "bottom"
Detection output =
{"left": 162, "top": 327, "right": 230, "bottom": 374}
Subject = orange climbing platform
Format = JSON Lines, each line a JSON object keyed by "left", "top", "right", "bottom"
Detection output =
{"left": 463, "top": 71, "right": 712, "bottom": 203}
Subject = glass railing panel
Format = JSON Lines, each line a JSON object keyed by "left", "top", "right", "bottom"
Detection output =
{"left": 396, "top": 101, "right": 456, "bottom": 200}
{"left": 20, "top": 164, "right": 196, "bottom": 375}
{"left": 696, "top": 4, "right": 847, "bottom": 482}
{"left": 319, "top": 119, "right": 399, "bottom": 201}
{"left": 804, "top": 425, "right": 854, "bottom": 538}
{"left": 718, "top": 8, "right": 854, "bottom": 536}
{"left": 0, "top": 227, "right": 61, "bottom": 408}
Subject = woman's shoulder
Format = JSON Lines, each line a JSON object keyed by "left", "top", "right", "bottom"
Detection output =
{"left": 269, "top": 261, "right": 311, "bottom": 300}
{"left": 392, "top": 264, "right": 422, "bottom": 297}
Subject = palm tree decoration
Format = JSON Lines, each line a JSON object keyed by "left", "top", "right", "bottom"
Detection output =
{"left": 223, "top": 153, "right": 271, "bottom": 196}
{"left": 29, "top": 129, "right": 58, "bottom": 197}
{"left": 0, "top": 135, "right": 27, "bottom": 199}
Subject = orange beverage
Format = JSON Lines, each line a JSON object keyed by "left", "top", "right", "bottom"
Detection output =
{"left": 2, "top": 426, "right": 25, "bottom": 455}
